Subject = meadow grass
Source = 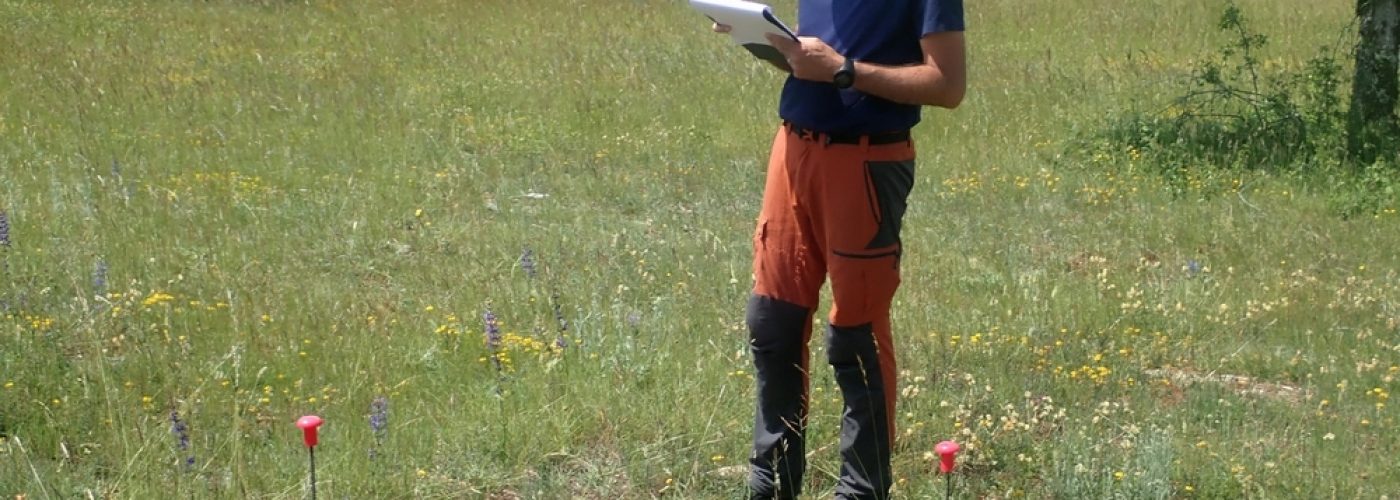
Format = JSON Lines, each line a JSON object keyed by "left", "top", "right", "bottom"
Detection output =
{"left": 1, "top": 0, "right": 1397, "bottom": 498}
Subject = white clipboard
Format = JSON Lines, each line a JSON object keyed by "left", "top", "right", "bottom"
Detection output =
{"left": 690, "top": 0, "right": 797, "bottom": 71}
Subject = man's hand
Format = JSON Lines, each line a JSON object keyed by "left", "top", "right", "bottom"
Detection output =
{"left": 765, "top": 33, "right": 844, "bottom": 83}
{"left": 713, "top": 23, "right": 792, "bottom": 73}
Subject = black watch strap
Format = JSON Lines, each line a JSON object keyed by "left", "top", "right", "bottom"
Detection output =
{"left": 834, "top": 57, "right": 856, "bottom": 89}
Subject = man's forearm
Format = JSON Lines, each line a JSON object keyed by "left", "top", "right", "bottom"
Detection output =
{"left": 764, "top": 30, "right": 966, "bottom": 110}
{"left": 852, "top": 61, "right": 964, "bottom": 109}
{"left": 853, "top": 31, "right": 966, "bottom": 109}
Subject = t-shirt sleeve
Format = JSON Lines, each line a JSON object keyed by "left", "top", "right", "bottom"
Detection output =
{"left": 922, "top": 0, "right": 966, "bottom": 35}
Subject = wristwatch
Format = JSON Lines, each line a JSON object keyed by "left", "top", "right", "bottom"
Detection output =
{"left": 833, "top": 57, "right": 856, "bottom": 89}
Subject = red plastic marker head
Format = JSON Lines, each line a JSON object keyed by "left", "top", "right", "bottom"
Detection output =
{"left": 934, "top": 440, "right": 960, "bottom": 474}
{"left": 297, "top": 415, "right": 324, "bottom": 448}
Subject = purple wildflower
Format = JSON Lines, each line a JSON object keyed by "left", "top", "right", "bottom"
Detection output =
{"left": 94, "top": 259, "right": 109, "bottom": 295}
{"left": 369, "top": 395, "right": 388, "bottom": 438}
{"left": 1186, "top": 259, "right": 1202, "bottom": 277}
{"left": 483, "top": 307, "right": 501, "bottom": 351}
{"left": 520, "top": 247, "right": 536, "bottom": 280}
{"left": 483, "top": 305, "right": 503, "bottom": 373}
{"left": 0, "top": 211, "right": 10, "bottom": 248}
{"left": 368, "top": 395, "right": 388, "bottom": 460}
{"left": 170, "top": 410, "right": 194, "bottom": 469}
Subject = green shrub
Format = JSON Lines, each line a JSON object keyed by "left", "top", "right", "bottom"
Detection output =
{"left": 1079, "top": 1, "right": 1398, "bottom": 215}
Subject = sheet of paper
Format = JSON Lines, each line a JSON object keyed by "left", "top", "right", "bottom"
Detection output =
{"left": 690, "top": 0, "right": 796, "bottom": 71}
{"left": 689, "top": 0, "right": 795, "bottom": 46}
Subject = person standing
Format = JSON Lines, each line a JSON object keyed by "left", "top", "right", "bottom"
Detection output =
{"left": 718, "top": 1, "right": 966, "bottom": 498}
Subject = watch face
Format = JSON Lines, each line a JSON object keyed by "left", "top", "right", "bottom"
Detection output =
{"left": 834, "top": 58, "right": 856, "bottom": 89}
{"left": 834, "top": 71, "right": 854, "bottom": 89}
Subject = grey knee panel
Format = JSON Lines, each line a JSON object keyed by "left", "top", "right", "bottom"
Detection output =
{"left": 747, "top": 294, "right": 809, "bottom": 350}
{"left": 826, "top": 323, "right": 880, "bottom": 369}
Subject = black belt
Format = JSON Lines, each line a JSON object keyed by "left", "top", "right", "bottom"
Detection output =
{"left": 784, "top": 122, "right": 910, "bottom": 146}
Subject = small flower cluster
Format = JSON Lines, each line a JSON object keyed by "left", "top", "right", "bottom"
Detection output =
{"left": 476, "top": 332, "right": 561, "bottom": 373}
{"left": 8, "top": 313, "right": 56, "bottom": 332}
{"left": 432, "top": 312, "right": 462, "bottom": 338}
{"left": 483, "top": 306, "right": 503, "bottom": 375}
{"left": 368, "top": 395, "right": 388, "bottom": 459}
{"left": 0, "top": 210, "right": 10, "bottom": 248}
{"left": 170, "top": 410, "right": 194, "bottom": 469}
{"left": 935, "top": 165, "right": 1062, "bottom": 199}
{"left": 1368, "top": 387, "right": 1389, "bottom": 410}
{"left": 1060, "top": 364, "right": 1114, "bottom": 385}
{"left": 929, "top": 390, "right": 1070, "bottom": 469}
{"left": 455, "top": 246, "right": 579, "bottom": 393}
{"left": 141, "top": 291, "right": 176, "bottom": 308}
{"left": 93, "top": 260, "right": 109, "bottom": 296}
{"left": 163, "top": 171, "right": 273, "bottom": 199}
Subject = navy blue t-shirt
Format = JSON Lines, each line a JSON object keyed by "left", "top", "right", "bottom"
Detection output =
{"left": 778, "top": 0, "right": 965, "bottom": 133}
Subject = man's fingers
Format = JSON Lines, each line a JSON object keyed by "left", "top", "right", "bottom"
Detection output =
{"left": 713, "top": 23, "right": 731, "bottom": 33}
{"left": 765, "top": 33, "right": 796, "bottom": 53}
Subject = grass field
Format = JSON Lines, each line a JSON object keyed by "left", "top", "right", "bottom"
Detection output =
{"left": 2, "top": 0, "right": 1397, "bottom": 498}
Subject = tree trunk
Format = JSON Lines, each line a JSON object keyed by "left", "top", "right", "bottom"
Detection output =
{"left": 1349, "top": 0, "right": 1400, "bottom": 163}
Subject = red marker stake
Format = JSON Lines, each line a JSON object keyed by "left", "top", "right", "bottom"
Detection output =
{"left": 935, "top": 440, "right": 960, "bottom": 500}
{"left": 297, "top": 416, "right": 324, "bottom": 500}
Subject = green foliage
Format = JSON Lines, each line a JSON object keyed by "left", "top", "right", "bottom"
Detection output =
{"left": 1081, "top": 1, "right": 1400, "bottom": 216}
{"left": 1092, "top": 3, "right": 1346, "bottom": 172}
{"left": 1329, "top": 158, "right": 1400, "bottom": 218}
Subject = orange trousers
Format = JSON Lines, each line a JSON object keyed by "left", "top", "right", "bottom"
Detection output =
{"left": 747, "top": 124, "right": 915, "bottom": 499}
